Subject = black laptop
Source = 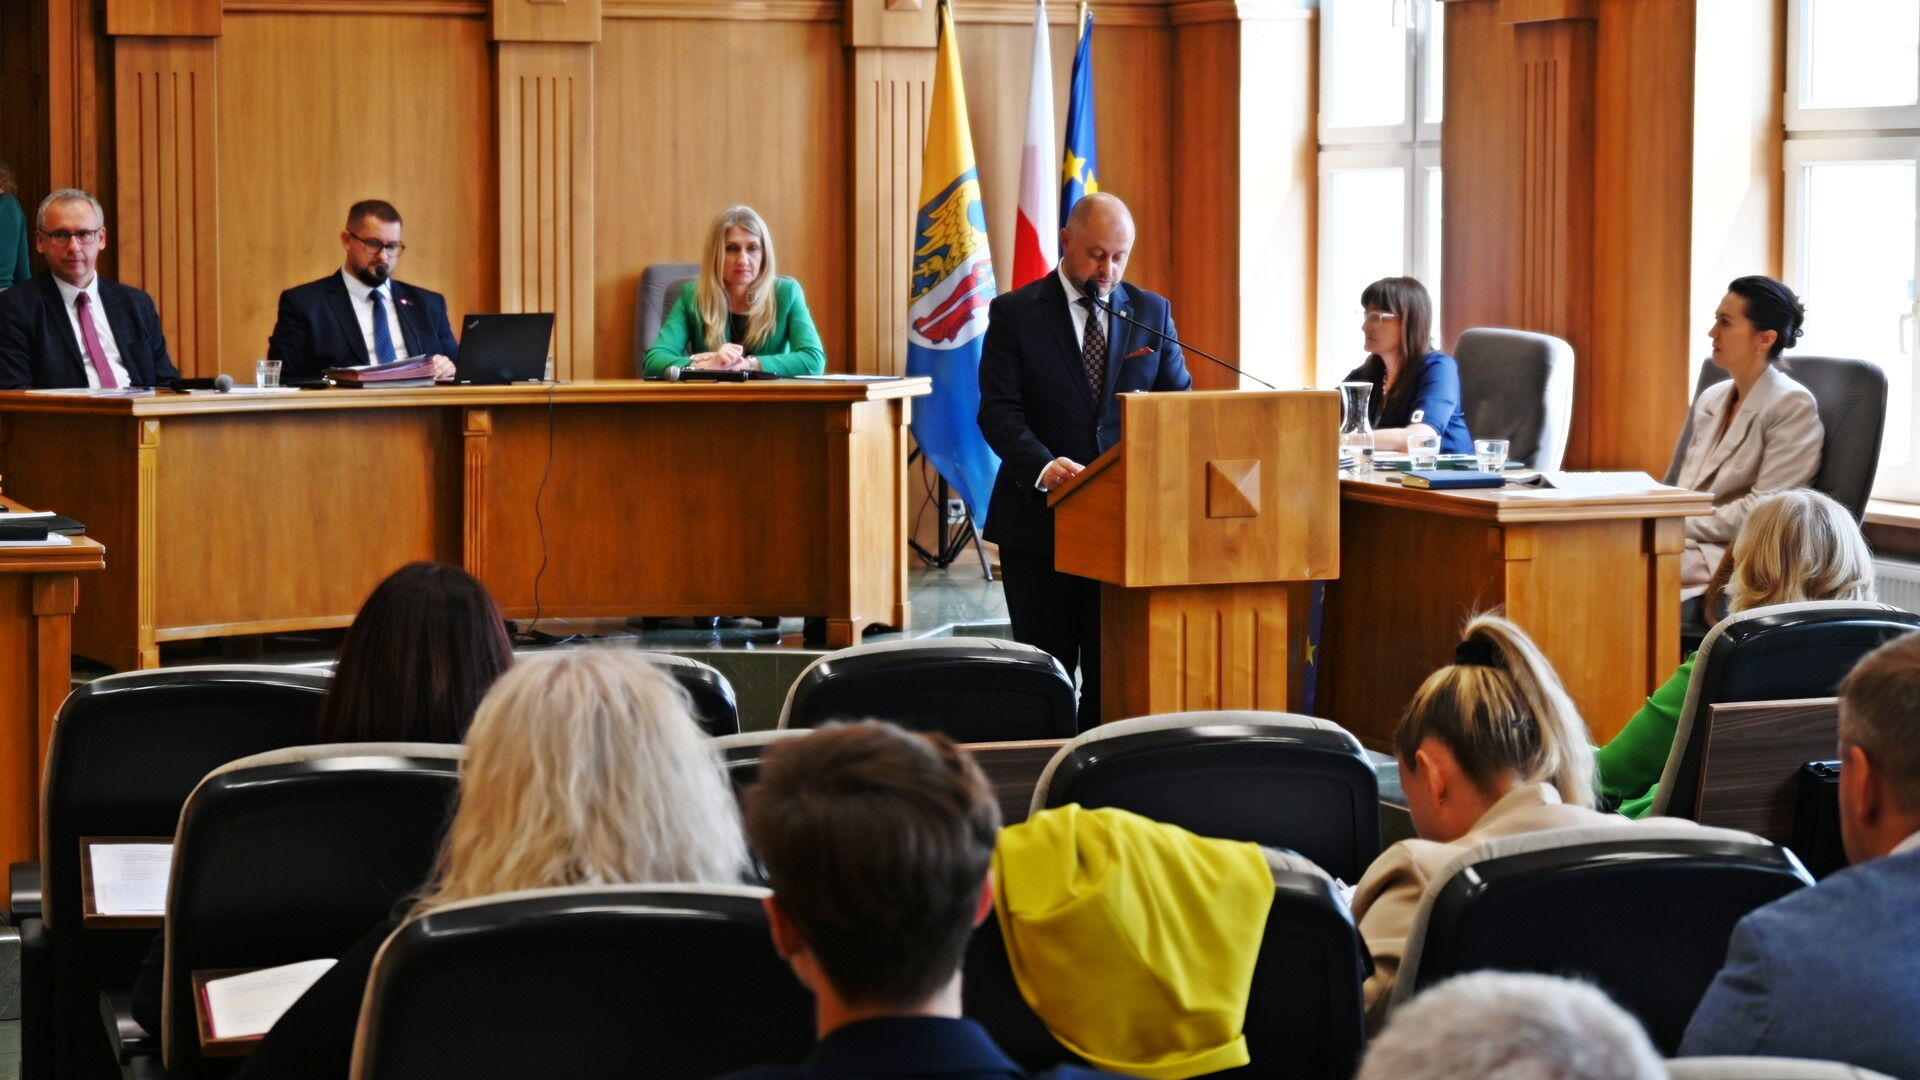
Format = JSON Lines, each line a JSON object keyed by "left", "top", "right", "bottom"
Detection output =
{"left": 454, "top": 313, "right": 555, "bottom": 384}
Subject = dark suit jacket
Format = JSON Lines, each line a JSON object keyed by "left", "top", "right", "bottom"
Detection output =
{"left": 0, "top": 273, "right": 177, "bottom": 389}
{"left": 718, "top": 1016, "right": 1115, "bottom": 1080}
{"left": 267, "top": 272, "right": 460, "bottom": 381}
{"left": 977, "top": 272, "right": 1191, "bottom": 555}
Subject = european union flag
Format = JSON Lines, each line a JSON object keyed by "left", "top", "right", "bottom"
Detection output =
{"left": 1058, "top": 2, "right": 1097, "bottom": 230}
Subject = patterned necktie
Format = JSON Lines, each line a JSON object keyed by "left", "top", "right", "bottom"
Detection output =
{"left": 370, "top": 290, "right": 398, "bottom": 364}
{"left": 74, "top": 292, "right": 118, "bottom": 388}
{"left": 1080, "top": 295, "right": 1106, "bottom": 396}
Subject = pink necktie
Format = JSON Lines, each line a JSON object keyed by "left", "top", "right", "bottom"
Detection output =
{"left": 74, "top": 292, "right": 119, "bottom": 389}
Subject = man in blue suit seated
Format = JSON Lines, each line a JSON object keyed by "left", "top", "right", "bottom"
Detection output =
{"left": 0, "top": 188, "right": 177, "bottom": 389}
{"left": 978, "top": 192, "right": 1191, "bottom": 731}
{"left": 267, "top": 199, "right": 459, "bottom": 382}
{"left": 720, "top": 722, "right": 1115, "bottom": 1080}
{"left": 1680, "top": 630, "right": 1920, "bottom": 1079}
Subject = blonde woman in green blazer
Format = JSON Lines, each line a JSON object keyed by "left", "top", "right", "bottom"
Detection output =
{"left": 642, "top": 205, "right": 826, "bottom": 378}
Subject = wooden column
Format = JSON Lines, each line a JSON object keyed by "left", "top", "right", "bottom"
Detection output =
{"left": 494, "top": 0, "right": 598, "bottom": 382}
{"left": 846, "top": 0, "right": 937, "bottom": 376}
{"left": 107, "top": 0, "right": 221, "bottom": 376}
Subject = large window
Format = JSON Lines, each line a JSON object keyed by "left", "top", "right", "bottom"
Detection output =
{"left": 1317, "top": 0, "right": 1443, "bottom": 383}
{"left": 1783, "top": 0, "right": 1920, "bottom": 499}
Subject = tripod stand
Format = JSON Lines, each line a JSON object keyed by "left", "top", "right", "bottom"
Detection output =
{"left": 908, "top": 447, "right": 993, "bottom": 580}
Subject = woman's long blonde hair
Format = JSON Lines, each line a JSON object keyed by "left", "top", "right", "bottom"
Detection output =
{"left": 1722, "top": 488, "right": 1875, "bottom": 613}
{"left": 696, "top": 205, "right": 777, "bottom": 353}
{"left": 1393, "top": 613, "right": 1597, "bottom": 809}
{"left": 415, "top": 649, "right": 747, "bottom": 912}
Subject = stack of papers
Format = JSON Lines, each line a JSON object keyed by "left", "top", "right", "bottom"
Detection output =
{"left": 90, "top": 843, "right": 172, "bottom": 915}
{"left": 201, "top": 959, "right": 339, "bottom": 1040}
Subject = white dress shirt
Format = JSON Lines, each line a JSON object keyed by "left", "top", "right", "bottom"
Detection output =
{"left": 1057, "top": 264, "right": 1111, "bottom": 353}
{"left": 339, "top": 268, "right": 409, "bottom": 365}
{"left": 52, "top": 276, "right": 132, "bottom": 389}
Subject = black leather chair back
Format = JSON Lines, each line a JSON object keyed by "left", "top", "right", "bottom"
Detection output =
{"left": 1407, "top": 832, "right": 1810, "bottom": 1054}
{"left": 354, "top": 886, "right": 814, "bottom": 1079}
{"left": 632, "top": 262, "right": 699, "bottom": 373}
{"left": 162, "top": 745, "right": 461, "bottom": 1079}
{"left": 965, "top": 866, "right": 1369, "bottom": 1080}
{"left": 651, "top": 653, "right": 742, "bottom": 737}
{"left": 1453, "top": 327, "right": 1575, "bottom": 470}
{"left": 1664, "top": 358, "right": 1887, "bottom": 521}
{"left": 1661, "top": 604, "right": 1920, "bottom": 821}
{"left": 33, "top": 666, "right": 330, "bottom": 1080}
{"left": 1036, "top": 714, "right": 1381, "bottom": 883}
{"left": 782, "top": 641, "right": 1077, "bottom": 741}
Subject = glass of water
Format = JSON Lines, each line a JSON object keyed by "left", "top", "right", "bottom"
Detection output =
{"left": 1475, "top": 438, "right": 1510, "bottom": 474}
{"left": 255, "top": 360, "right": 282, "bottom": 388}
{"left": 1407, "top": 432, "right": 1441, "bottom": 470}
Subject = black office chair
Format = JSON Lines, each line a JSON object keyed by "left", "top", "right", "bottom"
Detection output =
{"left": 1648, "top": 602, "right": 1920, "bottom": 821}
{"left": 155, "top": 744, "right": 462, "bottom": 1079}
{"left": 1453, "top": 327, "right": 1576, "bottom": 470}
{"left": 632, "top": 262, "right": 699, "bottom": 375}
{"left": 711, "top": 729, "right": 811, "bottom": 796}
{"left": 1031, "top": 711, "right": 1381, "bottom": 884}
{"left": 16, "top": 665, "right": 331, "bottom": 1080}
{"left": 966, "top": 854, "right": 1369, "bottom": 1080}
{"left": 648, "top": 653, "right": 743, "bottom": 737}
{"left": 1664, "top": 357, "right": 1888, "bottom": 522}
{"left": 1666, "top": 1056, "right": 1900, "bottom": 1079}
{"left": 352, "top": 885, "right": 815, "bottom": 1079}
{"left": 1394, "top": 822, "right": 1811, "bottom": 1054}
{"left": 779, "top": 638, "right": 1078, "bottom": 741}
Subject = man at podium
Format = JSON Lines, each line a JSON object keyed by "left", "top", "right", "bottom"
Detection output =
{"left": 978, "top": 193, "right": 1191, "bottom": 730}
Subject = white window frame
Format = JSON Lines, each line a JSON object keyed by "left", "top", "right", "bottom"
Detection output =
{"left": 1784, "top": 0, "right": 1920, "bottom": 133}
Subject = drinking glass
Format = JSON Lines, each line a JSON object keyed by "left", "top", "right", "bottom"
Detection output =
{"left": 1475, "top": 438, "right": 1510, "bottom": 474}
{"left": 255, "top": 360, "right": 282, "bottom": 389}
{"left": 1408, "top": 432, "right": 1441, "bottom": 470}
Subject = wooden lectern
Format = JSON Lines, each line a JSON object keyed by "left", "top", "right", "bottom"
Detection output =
{"left": 1047, "top": 390, "right": 1340, "bottom": 723}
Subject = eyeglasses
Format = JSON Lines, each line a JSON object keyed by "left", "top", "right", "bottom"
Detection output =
{"left": 39, "top": 229, "right": 103, "bottom": 248}
{"left": 1358, "top": 309, "right": 1400, "bottom": 324}
{"left": 346, "top": 230, "right": 406, "bottom": 257}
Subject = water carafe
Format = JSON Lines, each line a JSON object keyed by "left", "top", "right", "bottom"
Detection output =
{"left": 1339, "top": 381, "right": 1375, "bottom": 476}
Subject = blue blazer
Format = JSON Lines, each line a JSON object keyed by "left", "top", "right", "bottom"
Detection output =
{"left": 977, "top": 272, "right": 1192, "bottom": 554}
{"left": 267, "top": 272, "right": 459, "bottom": 382}
{"left": 1680, "top": 847, "right": 1920, "bottom": 1079}
{"left": 1343, "top": 350, "right": 1473, "bottom": 455}
{"left": 0, "top": 273, "right": 177, "bottom": 389}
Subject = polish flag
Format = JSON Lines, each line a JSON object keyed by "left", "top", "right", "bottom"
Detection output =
{"left": 1010, "top": 0, "right": 1056, "bottom": 289}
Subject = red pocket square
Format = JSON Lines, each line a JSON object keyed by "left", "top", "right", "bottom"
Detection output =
{"left": 1124, "top": 346, "right": 1154, "bottom": 360}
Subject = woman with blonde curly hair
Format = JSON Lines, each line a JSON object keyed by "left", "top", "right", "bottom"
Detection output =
{"left": 1597, "top": 487, "right": 1875, "bottom": 819}
{"left": 238, "top": 649, "right": 748, "bottom": 1079}
{"left": 642, "top": 205, "right": 826, "bottom": 377}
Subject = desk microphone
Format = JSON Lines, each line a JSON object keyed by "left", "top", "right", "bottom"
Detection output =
{"left": 1081, "top": 277, "right": 1276, "bottom": 390}
{"left": 168, "top": 374, "right": 235, "bottom": 393}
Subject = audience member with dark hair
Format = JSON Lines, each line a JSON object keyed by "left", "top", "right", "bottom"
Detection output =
{"left": 1350, "top": 614, "right": 1613, "bottom": 1025}
{"left": 234, "top": 649, "right": 749, "bottom": 1080}
{"left": 723, "top": 721, "right": 1109, "bottom": 1080}
{"left": 1360, "top": 972, "right": 1665, "bottom": 1080}
{"left": 1342, "top": 276, "right": 1472, "bottom": 454}
{"left": 1669, "top": 275, "right": 1824, "bottom": 592}
{"left": 1680, "top": 630, "right": 1920, "bottom": 1078}
{"left": 314, "top": 561, "right": 514, "bottom": 744}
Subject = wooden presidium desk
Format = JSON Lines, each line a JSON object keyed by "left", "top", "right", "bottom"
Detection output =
{"left": 1321, "top": 473, "right": 1712, "bottom": 750}
{"left": 0, "top": 380, "right": 927, "bottom": 671}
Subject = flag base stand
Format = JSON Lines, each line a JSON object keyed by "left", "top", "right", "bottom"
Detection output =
{"left": 909, "top": 449, "right": 993, "bottom": 581}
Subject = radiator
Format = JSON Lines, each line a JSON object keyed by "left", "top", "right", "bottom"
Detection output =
{"left": 1873, "top": 558, "right": 1920, "bottom": 614}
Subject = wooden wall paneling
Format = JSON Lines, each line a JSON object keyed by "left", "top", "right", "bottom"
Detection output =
{"left": 595, "top": 15, "right": 847, "bottom": 378}
{"left": 106, "top": 0, "right": 220, "bottom": 37}
{"left": 1591, "top": 0, "right": 1696, "bottom": 471}
{"left": 113, "top": 37, "right": 220, "bottom": 376}
{"left": 0, "top": 0, "right": 52, "bottom": 271}
{"left": 46, "top": 0, "right": 114, "bottom": 275}
{"left": 215, "top": 11, "right": 498, "bottom": 378}
{"left": 850, "top": 45, "right": 932, "bottom": 376}
{"left": 1092, "top": 22, "right": 1174, "bottom": 321}
{"left": 492, "top": 0, "right": 601, "bottom": 42}
{"left": 498, "top": 43, "right": 594, "bottom": 381}
{"left": 1441, "top": 0, "right": 1522, "bottom": 346}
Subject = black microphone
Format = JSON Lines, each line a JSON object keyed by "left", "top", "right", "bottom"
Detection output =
{"left": 1081, "top": 277, "right": 1276, "bottom": 390}
{"left": 663, "top": 366, "right": 749, "bottom": 382}
{"left": 168, "top": 374, "right": 235, "bottom": 393}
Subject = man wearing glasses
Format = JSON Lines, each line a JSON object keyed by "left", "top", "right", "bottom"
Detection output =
{"left": 267, "top": 199, "right": 459, "bottom": 382}
{"left": 0, "top": 188, "right": 177, "bottom": 389}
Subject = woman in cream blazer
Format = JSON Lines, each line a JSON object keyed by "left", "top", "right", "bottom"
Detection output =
{"left": 1348, "top": 615, "right": 1615, "bottom": 1027}
{"left": 1671, "top": 277, "right": 1824, "bottom": 591}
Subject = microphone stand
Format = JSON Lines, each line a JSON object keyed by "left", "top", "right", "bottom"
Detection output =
{"left": 1082, "top": 281, "right": 1277, "bottom": 390}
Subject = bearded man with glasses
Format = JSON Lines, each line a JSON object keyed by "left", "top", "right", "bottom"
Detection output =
{"left": 0, "top": 188, "right": 177, "bottom": 389}
{"left": 267, "top": 199, "right": 459, "bottom": 382}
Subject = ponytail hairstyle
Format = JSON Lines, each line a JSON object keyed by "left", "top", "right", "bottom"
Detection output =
{"left": 1393, "top": 613, "right": 1597, "bottom": 809}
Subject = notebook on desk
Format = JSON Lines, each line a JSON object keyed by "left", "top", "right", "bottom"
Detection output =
{"left": 453, "top": 313, "right": 554, "bottom": 384}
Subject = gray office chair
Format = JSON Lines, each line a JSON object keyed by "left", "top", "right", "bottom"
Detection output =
{"left": 1663, "top": 357, "right": 1887, "bottom": 521}
{"left": 1453, "top": 327, "right": 1575, "bottom": 470}
{"left": 632, "top": 261, "right": 700, "bottom": 375}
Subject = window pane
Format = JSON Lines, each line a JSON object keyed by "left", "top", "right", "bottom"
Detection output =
{"left": 1423, "top": 0, "right": 1445, "bottom": 126}
{"left": 1324, "top": 166, "right": 1408, "bottom": 370}
{"left": 1425, "top": 166, "right": 1443, "bottom": 338}
{"left": 1797, "top": 159, "right": 1917, "bottom": 476}
{"left": 1803, "top": 0, "right": 1919, "bottom": 109}
{"left": 1325, "top": 2, "right": 1409, "bottom": 130}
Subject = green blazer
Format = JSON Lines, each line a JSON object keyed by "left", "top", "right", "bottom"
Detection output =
{"left": 0, "top": 194, "right": 30, "bottom": 290}
{"left": 642, "top": 276, "right": 825, "bottom": 378}
{"left": 1594, "top": 652, "right": 1696, "bottom": 819}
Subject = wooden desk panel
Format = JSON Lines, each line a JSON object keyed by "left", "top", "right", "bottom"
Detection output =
{"left": 0, "top": 381, "right": 925, "bottom": 667}
{"left": 1322, "top": 475, "right": 1711, "bottom": 751}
